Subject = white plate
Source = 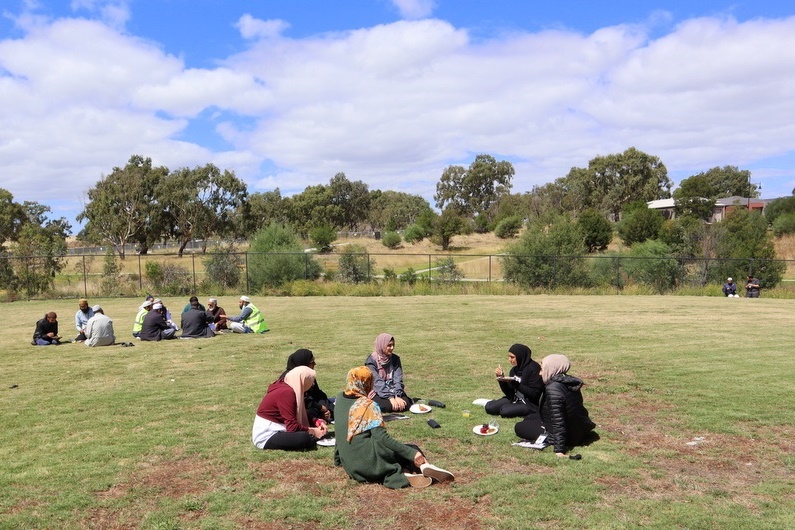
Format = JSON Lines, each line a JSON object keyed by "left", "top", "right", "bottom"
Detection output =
{"left": 409, "top": 403, "right": 432, "bottom": 414}
{"left": 316, "top": 436, "right": 336, "bottom": 447}
{"left": 473, "top": 424, "right": 499, "bottom": 436}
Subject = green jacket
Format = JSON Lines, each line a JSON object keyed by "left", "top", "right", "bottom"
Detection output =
{"left": 243, "top": 302, "right": 268, "bottom": 333}
{"left": 333, "top": 393, "right": 417, "bottom": 489}
{"left": 132, "top": 308, "right": 148, "bottom": 334}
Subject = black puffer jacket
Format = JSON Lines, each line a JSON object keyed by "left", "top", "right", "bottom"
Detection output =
{"left": 540, "top": 374, "right": 595, "bottom": 454}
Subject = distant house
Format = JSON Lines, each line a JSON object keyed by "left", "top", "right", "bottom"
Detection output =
{"left": 647, "top": 196, "right": 767, "bottom": 223}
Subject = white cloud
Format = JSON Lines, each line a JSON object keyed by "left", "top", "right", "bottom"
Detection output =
{"left": 2, "top": 10, "right": 795, "bottom": 229}
{"left": 391, "top": 0, "right": 436, "bottom": 19}
{"left": 236, "top": 14, "right": 290, "bottom": 40}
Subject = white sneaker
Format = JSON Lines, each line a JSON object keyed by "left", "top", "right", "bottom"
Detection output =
{"left": 420, "top": 463, "right": 455, "bottom": 483}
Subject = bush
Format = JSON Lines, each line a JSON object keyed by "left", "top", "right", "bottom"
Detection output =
{"left": 577, "top": 210, "right": 612, "bottom": 252}
{"left": 399, "top": 267, "right": 418, "bottom": 285}
{"left": 249, "top": 223, "right": 322, "bottom": 290}
{"left": 433, "top": 257, "right": 463, "bottom": 283}
{"left": 309, "top": 224, "right": 337, "bottom": 253}
{"left": 337, "top": 244, "right": 374, "bottom": 284}
{"left": 144, "top": 260, "right": 191, "bottom": 295}
{"left": 403, "top": 225, "right": 426, "bottom": 244}
{"left": 100, "top": 247, "right": 121, "bottom": 294}
{"left": 494, "top": 215, "right": 523, "bottom": 239}
{"left": 623, "top": 240, "right": 681, "bottom": 293}
{"left": 501, "top": 216, "right": 590, "bottom": 288}
{"left": 381, "top": 231, "right": 402, "bottom": 249}
{"left": 617, "top": 207, "right": 664, "bottom": 246}
{"left": 772, "top": 212, "right": 795, "bottom": 237}
{"left": 382, "top": 267, "right": 397, "bottom": 282}
{"left": 203, "top": 244, "right": 242, "bottom": 288}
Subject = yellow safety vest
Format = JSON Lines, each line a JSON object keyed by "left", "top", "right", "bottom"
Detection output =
{"left": 243, "top": 302, "right": 268, "bottom": 333}
{"left": 132, "top": 308, "right": 148, "bottom": 333}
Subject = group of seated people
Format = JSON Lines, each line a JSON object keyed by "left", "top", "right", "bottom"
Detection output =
{"left": 251, "top": 334, "right": 596, "bottom": 489}
{"left": 33, "top": 294, "right": 269, "bottom": 346}
{"left": 32, "top": 298, "right": 116, "bottom": 347}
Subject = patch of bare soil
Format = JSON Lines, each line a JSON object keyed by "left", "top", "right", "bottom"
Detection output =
{"left": 596, "top": 392, "right": 795, "bottom": 509}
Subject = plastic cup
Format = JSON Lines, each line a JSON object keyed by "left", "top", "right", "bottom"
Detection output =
{"left": 462, "top": 410, "right": 471, "bottom": 418}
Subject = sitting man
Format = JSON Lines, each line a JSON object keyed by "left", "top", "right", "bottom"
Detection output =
{"left": 722, "top": 277, "right": 739, "bottom": 297}
{"left": 182, "top": 295, "right": 205, "bottom": 314}
{"left": 74, "top": 299, "right": 95, "bottom": 342}
{"left": 181, "top": 299, "right": 215, "bottom": 338}
{"left": 32, "top": 312, "right": 62, "bottom": 346}
{"left": 140, "top": 303, "right": 177, "bottom": 341}
{"left": 226, "top": 296, "right": 269, "bottom": 334}
{"left": 85, "top": 305, "right": 116, "bottom": 347}
{"left": 745, "top": 275, "right": 761, "bottom": 298}
{"left": 207, "top": 298, "right": 228, "bottom": 332}
{"left": 132, "top": 299, "right": 152, "bottom": 338}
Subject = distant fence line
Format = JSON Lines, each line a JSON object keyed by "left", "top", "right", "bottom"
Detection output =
{"left": 1, "top": 250, "right": 791, "bottom": 301}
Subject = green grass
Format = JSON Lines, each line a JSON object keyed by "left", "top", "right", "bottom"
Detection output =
{"left": 2, "top": 295, "right": 795, "bottom": 529}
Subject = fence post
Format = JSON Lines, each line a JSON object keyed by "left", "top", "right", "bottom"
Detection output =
{"left": 366, "top": 252, "right": 370, "bottom": 280}
{"left": 25, "top": 256, "right": 30, "bottom": 300}
{"left": 304, "top": 252, "right": 309, "bottom": 279}
{"left": 428, "top": 255, "right": 432, "bottom": 282}
{"left": 616, "top": 256, "right": 621, "bottom": 295}
{"left": 138, "top": 254, "right": 142, "bottom": 291}
{"left": 82, "top": 255, "right": 88, "bottom": 298}
{"left": 245, "top": 252, "right": 249, "bottom": 293}
{"left": 191, "top": 253, "right": 196, "bottom": 292}
{"left": 488, "top": 255, "right": 492, "bottom": 283}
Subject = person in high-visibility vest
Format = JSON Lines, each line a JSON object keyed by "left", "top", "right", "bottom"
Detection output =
{"left": 132, "top": 299, "right": 152, "bottom": 338}
{"left": 227, "top": 296, "right": 269, "bottom": 333}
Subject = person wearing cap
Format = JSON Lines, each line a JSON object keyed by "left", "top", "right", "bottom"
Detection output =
{"left": 722, "top": 277, "right": 739, "bottom": 297}
{"left": 226, "top": 296, "right": 268, "bottom": 334}
{"left": 85, "top": 305, "right": 116, "bottom": 347}
{"left": 140, "top": 303, "right": 177, "bottom": 341}
{"left": 153, "top": 298, "right": 179, "bottom": 332}
{"left": 132, "top": 299, "right": 153, "bottom": 338}
{"left": 74, "top": 299, "right": 95, "bottom": 342}
{"left": 206, "top": 298, "right": 228, "bottom": 332}
{"left": 180, "top": 298, "right": 215, "bottom": 339}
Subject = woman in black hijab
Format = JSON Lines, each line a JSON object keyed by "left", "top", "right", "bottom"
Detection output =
{"left": 279, "top": 348, "right": 334, "bottom": 422}
{"left": 484, "top": 343, "right": 544, "bottom": 418}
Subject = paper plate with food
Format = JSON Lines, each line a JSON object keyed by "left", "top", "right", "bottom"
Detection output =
{"left": 409, "top": 403, "right": 432, "bottom": 414}
{"left": 473, "top": 423, "right": 499, "bottom": 436}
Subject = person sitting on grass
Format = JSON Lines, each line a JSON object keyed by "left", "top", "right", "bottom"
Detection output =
{"left": 32, "top": 312, "right": 62, "bottom": 346}
{"left": 140, "top": 303, "right": 177, "bottom": 341}
{"left": 278, "top": 348, "right": 334, "bottom": 422}
{"left": 722, "top": 277, "right": 739, "bottom": 297}
{"left": 225, "top": 296, "right": 269, "bottom": 334}
{"left": 334, "top": 366, "right": 454, "bottom": 489}
{"left": 180, "top": 299, "right": 215, "bottom": 339}
{"left": 206, "top": 298, "right": 228, "bottom": 332}
{"left": 182, "top": 295, "right": 205, "bottom": 314}
{"left": 514, "top": 354, "right": 596, "bottom": 457}
{"left": 132, "top": 299, "right": 152, "bottom": 339}
{"left": 252, "top": 366, "right": 327, "bottom": 451}
{"left": 364, "top": 333, "right": 413, "bottom": 413}
{"left": 74, "top": 298, "right": 94, "bottom": 342}
{"left": 85, "top": 305, "right": 116, "bottom": 347}
{"left": 485, "top": 343, "right": 544, "bottom": 418}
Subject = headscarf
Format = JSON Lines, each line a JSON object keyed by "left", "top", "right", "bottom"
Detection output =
{"left": 370, "top": 333, "right": 394, "bottom": 380}
{"left": 283, "top": 366, "right": 316, "bottom": 427}
{"left": 345, "top": 366, "right": 384, "bottom": 442}
{"left": 540, "top": 354, "right": 571, "bottom": 384}
{"left": 286, "top": 348, "right": 314, "bottom": 370}
{"left": 508, "top": 343, "right": 533, "bottom": 376}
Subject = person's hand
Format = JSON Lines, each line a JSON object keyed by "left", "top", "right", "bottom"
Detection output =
{"left": 413, "top": 451, "right": 427, "bottom": 467}
{"left": 389, "top": 397, "right": 406, "bottom": 411}
{"left": 323, "top": 408, "right": 332, "bottom": 421}
{"left": 495, "top": 364, "right": 504, "bottom": 377}
{"left": 555, "top": 452, "right": 567, "bottom": 457}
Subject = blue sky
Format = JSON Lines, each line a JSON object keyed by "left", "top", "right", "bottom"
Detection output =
{"left": 2, "top": 0, "right": 795, "bottom": 229}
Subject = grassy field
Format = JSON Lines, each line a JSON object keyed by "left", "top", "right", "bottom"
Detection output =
{"left": 2, "top": 295, "right": 794, "bottom": 529}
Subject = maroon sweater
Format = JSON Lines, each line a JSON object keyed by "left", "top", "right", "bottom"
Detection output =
{"left": 256, "top": 381, "right": 309, "bottom": 433}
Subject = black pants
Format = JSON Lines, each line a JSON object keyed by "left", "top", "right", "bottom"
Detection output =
{"left": 263, "top": 431, "right": 316, "bottom": 451}
{"left": 514, "top": 413, "right": 546, "bottom": 441}
{"left": 373, "top": 395, "right": 414, "bottom": 413}
{"left": 485, "top": 397, "right": 537, "bottom": 418}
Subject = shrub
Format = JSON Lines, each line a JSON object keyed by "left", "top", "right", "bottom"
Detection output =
{"left": 100, "top": 247, "right": 121, "bottom": 294}
{"left": 772, "top": 212, "right": 795, "bottom": 237}
{"left": 248, "top": 223, "right": 322, "bottom": 290}
{"left": 381, "top": 231, "right": 402, "bottom": 249}
{"left": 617, "top": 206, "right": 664, "bottom": 246}
{"left": 309, "top": 224, "right": 337, "bottom": 253}
{"left": 433, "top": 257, "right": 463, "bottom": 283}
{"left": 203, "top": 244, "right": 242, "bottom": 288}
{"left": 502, "top": 216, "right": 590, "bottom": 288}
{"left": 399, "top": 267, "right": 417, "bottom": 285}
{"left": 577, "top": 210, "right": 612, "bottom": 252}
{"left": 494, "top": 215, "right": 523, "bottom": 239}
{"left": 403, "top": 225, "right": 425, "bottom": 244}
{"left": 623, "top": 240, "right": 681, "bottom": 293}
{"left": 382, "top": 267, "right": 397, "bottom": 281}
{"left": 144, "top": 260, "right": 191, "bottom": 295}
{"left": 337, "top": 244, "right": 374, "bottom": 283}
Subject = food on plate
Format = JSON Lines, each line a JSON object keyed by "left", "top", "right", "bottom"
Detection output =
{"left": 480, "top": 424, "right": 489, "bottom": 434}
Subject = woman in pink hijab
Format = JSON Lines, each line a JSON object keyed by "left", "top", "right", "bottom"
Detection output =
{"left": 364, "top": 333, "right": 414, "bottom": 412}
